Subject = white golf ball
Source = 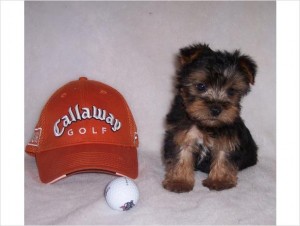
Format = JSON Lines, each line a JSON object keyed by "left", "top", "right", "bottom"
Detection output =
{"left": 104, "top": 177, "right": 139, "bottom": 211}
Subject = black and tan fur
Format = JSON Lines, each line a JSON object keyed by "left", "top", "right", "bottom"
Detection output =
{"left": 162, "top": 43, "right": 258, "bottom": 192}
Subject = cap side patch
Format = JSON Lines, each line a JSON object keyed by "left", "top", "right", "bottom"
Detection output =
{"left": 28, "top": 128, "right": 42, "bottom": 147}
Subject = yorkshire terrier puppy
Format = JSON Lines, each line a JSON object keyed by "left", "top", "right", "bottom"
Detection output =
{"left": 162, "top": 43, "right": 258, "bottom": 192}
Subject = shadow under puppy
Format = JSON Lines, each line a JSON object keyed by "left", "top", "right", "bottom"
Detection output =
{"left": 162, "top": 43, "right": 258, "bottom": 193}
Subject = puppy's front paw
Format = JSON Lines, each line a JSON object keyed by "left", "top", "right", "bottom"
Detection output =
{"left": 163, "top": 179, "right": 194, "bottom": 193}
{"left": 202, "top": 178, "right": 236, "bottom": 191}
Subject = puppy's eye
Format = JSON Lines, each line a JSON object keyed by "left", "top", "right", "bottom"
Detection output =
{"left": 227, "top": 88, "right": 236, "bottom": 97}
{"left": 196, "top": 83, "right": 207, "bottom": 92}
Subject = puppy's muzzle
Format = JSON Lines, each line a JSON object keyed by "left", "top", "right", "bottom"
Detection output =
{"left": 210, "top": 105, "right": 222, "bottom": 117}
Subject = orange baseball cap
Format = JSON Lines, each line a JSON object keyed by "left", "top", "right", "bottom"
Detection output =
{"left": 26, "top": 77, "right": 139, "bottom": 183}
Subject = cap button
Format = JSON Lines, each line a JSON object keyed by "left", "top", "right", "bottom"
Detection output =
{"left": 79, "top": 77, "right": 88, "bottom": 81}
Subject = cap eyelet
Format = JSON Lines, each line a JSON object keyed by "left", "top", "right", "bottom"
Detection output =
{"left": 99, "top": 89, "right": 107, "bottom": 95}
{"left": 60, "top": 92, "right": 67, "bottom": 98}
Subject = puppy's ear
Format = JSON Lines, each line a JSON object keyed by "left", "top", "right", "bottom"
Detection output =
{"left": 178, "top": 43, "right": 211, "bottom": 67}
{"left": 237, "top": 55, "right": 257, "bottom": 85}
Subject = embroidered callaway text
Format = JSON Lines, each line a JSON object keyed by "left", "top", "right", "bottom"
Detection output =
{"left": 54, "top": 104, "right": 122, "bottom": 137}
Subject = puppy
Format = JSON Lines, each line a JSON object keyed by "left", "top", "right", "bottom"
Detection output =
{"left": 162, "top": 43, "right": 258, "bottom": 192}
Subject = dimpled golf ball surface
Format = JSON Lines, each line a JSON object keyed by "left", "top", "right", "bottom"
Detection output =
{"left": 105, "top": 177, "right": 139, "bottom": 211}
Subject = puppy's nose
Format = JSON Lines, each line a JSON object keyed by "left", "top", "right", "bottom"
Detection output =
{"left": 210, "top": 105, "right": 222, "bottom": 117}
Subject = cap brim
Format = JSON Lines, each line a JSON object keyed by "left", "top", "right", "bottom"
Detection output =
{"left": 35, "top": 144, "right": 138, "bottom": 183}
